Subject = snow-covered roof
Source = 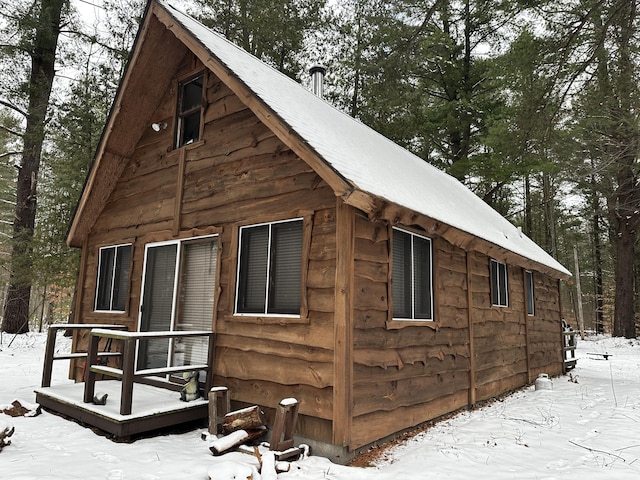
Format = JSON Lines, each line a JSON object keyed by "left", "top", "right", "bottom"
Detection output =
{"left": 158, "top": 1, "right": 570, "bottom": 277}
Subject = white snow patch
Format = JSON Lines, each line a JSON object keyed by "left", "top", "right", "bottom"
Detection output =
{"left": 1, "top": 330, "right": 640, "bottom": 479}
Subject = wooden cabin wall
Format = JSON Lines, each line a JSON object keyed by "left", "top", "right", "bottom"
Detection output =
{"left": 348, "top": 218, "right": 564, "bottom": 450}
{"left": 350, "top": 217, "right": 472, "bottom": 450}
{"left": 527, "top": 274, "right": 564, "bottom": 378}
{"left": 72, "top": 53, "right": 337, "bottom": 441}
{"left": 469, "top": 251, "right": 529, "bottom": 401}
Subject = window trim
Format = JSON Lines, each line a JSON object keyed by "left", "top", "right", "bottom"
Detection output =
{"left": 490, "top": 259, "right": 509, "bottom": 307}
{"left": 390, "top": 227, "right": 435, "bottom": 322}
{"left": 234, "top": 217, "right": 306, "bottom": 319}
{"left": 525, "top": 270, "right": 535, "bottom": 316}
{"left": 175, "top": 71, "right": 205, "bottom": 149}
{"left": 94, "top": 243, "right": 132, "bottom": 313}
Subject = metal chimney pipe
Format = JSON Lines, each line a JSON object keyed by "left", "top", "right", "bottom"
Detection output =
{"left": 309, "top": 65, "right": 326, "bottom": 98}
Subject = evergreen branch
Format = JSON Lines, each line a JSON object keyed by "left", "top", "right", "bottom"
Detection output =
{"left": 0, "top": 100, "right": 27, "bottom": 118}
{"left": 59, "top": 29, "right": 128, "bottom": 56}
{"left": 0, "top": 151, "right": 22, "bottom": 160}
{"left": 0, "top": 125, "right": 23, "bottom": 138}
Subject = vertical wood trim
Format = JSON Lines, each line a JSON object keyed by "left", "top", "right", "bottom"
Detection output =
{"left": 300, "top": 213, "right": 313, "bottom": 319}
{"left": 227, "top": 225, "right": 240, "bottom": 318}
{"left": 523, "top": 269, "right": 532, "bottom": 383}
{"left": 431, "top": 237, "right": 440, "bottom": 322}
{"left": 212, "top": 235, "right": 223, "bottom": 331}
{"left": 386, "top": 224, "right": 393, "bottom": 325}
{"left": 74, "top": 237, "right": 90, "bottom": 325}
{"left": 466, "top": 251, "right": 476, "bottom": 406}
{"left": 173, "top": 148, "right": 187, "bottom": 236}
{"left": 70, "top": 238, "right": 90, "bottom": 379}
{"left": 333, "top": 201, "right": 354, "bottom": 447}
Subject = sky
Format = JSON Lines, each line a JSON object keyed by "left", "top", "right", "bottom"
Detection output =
{"left": 1, "top": 329, "right": 639, "bottom": 479}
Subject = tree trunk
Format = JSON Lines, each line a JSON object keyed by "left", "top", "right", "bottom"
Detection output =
{"left": 613, "top": 222, "right": 636, "bottom": 338}
{"left": 1, "top": 0, "right": 65, "bottom": 334}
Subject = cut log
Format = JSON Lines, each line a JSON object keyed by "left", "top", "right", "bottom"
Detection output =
{"left": 208, "top": 428, "right": 266, "bottom": 456}
{"left": 222, "top": 405, "right": 266, "bottom": 433}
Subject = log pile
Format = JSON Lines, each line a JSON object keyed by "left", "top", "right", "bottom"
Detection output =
{"left": 208, "top": 405, "right": 267, "bottom": 456}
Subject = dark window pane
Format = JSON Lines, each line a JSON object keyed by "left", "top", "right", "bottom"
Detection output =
{"left": 491, "top": 260, "right": 508, "bottom": 307}
{"left": 112, "top": 245, "right": 131, "bottom": 311}
{"left": 268, "top": 220, "right": 302, "bottom": 314}
{"left": 138, "top": 244, "right": 177, "bottom": 370}
{"left": 491, "top": 260, "right": 499, "bottom": 306}
{"left": 526, "top": 271, "right": 534, "bottom": 315}
{"left": 181, "top": 76, "right": 203, "bottom": 112}
{"left": 177, "top": 75, "right": 203, "bottom": 147}
{"left": 498, "top": 263, "right": 508, "bottom": 306}
{"left": 392, "top": 229, "right": 412, "bottom": 318}
{"left": 180, "top": 111, "right": 200, "bottom": 145}
{"left": 238, "top": 225, "right": 269, "bottom": 313}
{"left": 413, "top": 236, "right": 432, "bottom": 319}
{"left": 96, "top": 247, "right": 116, "bottom": 310}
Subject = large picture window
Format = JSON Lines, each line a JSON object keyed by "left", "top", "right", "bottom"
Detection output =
{"left": 95, "top": 244, "right": 132, "bottom": 312}
{"left": 491, "top": 259, "right": 509, "bottom": 307}
{"left": 236, "top": 219, "right": 303, "bottom": 316}
{"left": 525, "top": 270, "right": 535, "bottom": 316}
{"left": 176, "top": 73, "right": 203, "bottom": 148}
{"left": 392, "top": 228, "right": 433, "bottom": 321}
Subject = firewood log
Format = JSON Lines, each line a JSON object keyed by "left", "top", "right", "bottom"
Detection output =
{"left": 208, "top": 428, "right": 266, "bottom": 456}
{"left": 222, "top": 405, "right": 265, "bottom": 433}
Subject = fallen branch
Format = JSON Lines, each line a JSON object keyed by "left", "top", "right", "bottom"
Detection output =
{"left": 569, "top": 440, "right": 626, "bottom": 462}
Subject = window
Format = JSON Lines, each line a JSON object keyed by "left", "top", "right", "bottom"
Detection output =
{"left": 525, "top": 270, "right": 535, "bottom": 316}
{"left": 236, "top": 219, "right": 303, "bottom": 316}
{"left": 392, "top": 228, "right": 433, "bottom": 320}
{"left": 176, "top": 73, "right": 203, "bottom": 147}
{"left": 138, "top": 237, "right": 218, "bottom": 371}
{"left": 491, "top": 259, "right": 509, "bottom": 307}
{"left": 95, "top": 244, "right": 132, "bottom": 312}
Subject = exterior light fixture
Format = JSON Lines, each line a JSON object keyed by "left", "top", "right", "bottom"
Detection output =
{"left": 151, "top": 121, "right": 168, "bottom": 132}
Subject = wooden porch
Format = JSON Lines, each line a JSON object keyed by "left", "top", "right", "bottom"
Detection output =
{"left": 35, "top": 324, "right": 215, "bottom": 438}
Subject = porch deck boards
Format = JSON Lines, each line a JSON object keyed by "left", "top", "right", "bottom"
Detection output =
{"left": 35, "top": 380, "right": 208, "bottom": 438}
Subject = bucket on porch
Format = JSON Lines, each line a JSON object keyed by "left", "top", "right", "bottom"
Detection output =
{"left": 534, "top": 373, "right": 552, "bottom": 391}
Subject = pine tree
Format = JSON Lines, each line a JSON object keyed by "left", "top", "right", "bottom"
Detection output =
{"left": 1, "top": 0, "right": 68, "bottom": 334}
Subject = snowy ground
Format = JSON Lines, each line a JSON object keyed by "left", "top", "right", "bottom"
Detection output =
{"left": 1, "top": 329, "right": 639, "bottom": 479}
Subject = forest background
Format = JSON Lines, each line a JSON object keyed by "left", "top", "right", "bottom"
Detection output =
{"left": 1, "top": 0, "right": 638, "bottom": 338}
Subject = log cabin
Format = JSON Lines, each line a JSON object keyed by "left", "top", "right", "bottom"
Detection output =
{"left": 62, "top": 0, "right": 571, "bottom": 462}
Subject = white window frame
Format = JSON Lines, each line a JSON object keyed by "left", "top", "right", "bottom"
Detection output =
{"left": 391, "top": 227, "right": 434, "bottom": 321}
{"left": 137, "top": 234, "right": 218, "bottom": 372}
{"left": 491, "top": 259, "right": 509, "bottom": 307}
{"left": 94, "top": 243, "right": 132, "bottom": 313}
{"left": 234, "top": 217, "right": 303, "bottom": 318}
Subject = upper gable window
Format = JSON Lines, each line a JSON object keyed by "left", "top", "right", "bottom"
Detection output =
{"left": 392, "top": 228, "right": 434, "bottom": 321}
{"left": 491, "top": 259, "right": 509, "bottom": 307}
{"left": 95, "top": 244, "right": 132, "bottom": 312}
{"left": 176, "top": 73, "right": 204, "bottom": 148}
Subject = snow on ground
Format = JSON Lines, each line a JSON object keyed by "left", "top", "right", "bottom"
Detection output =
{"left": 0, "top": 329, "right": 639, "bottom": 479}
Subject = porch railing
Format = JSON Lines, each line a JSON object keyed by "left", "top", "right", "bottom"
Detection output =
{"left": 563, "top": 328, "right": 577, "bottom": 370}
{"left": 83, "top": 329, "right": 216, "bottom": 416}
{"left": 41, "top": 324, "right": 128, "bottom": 388}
